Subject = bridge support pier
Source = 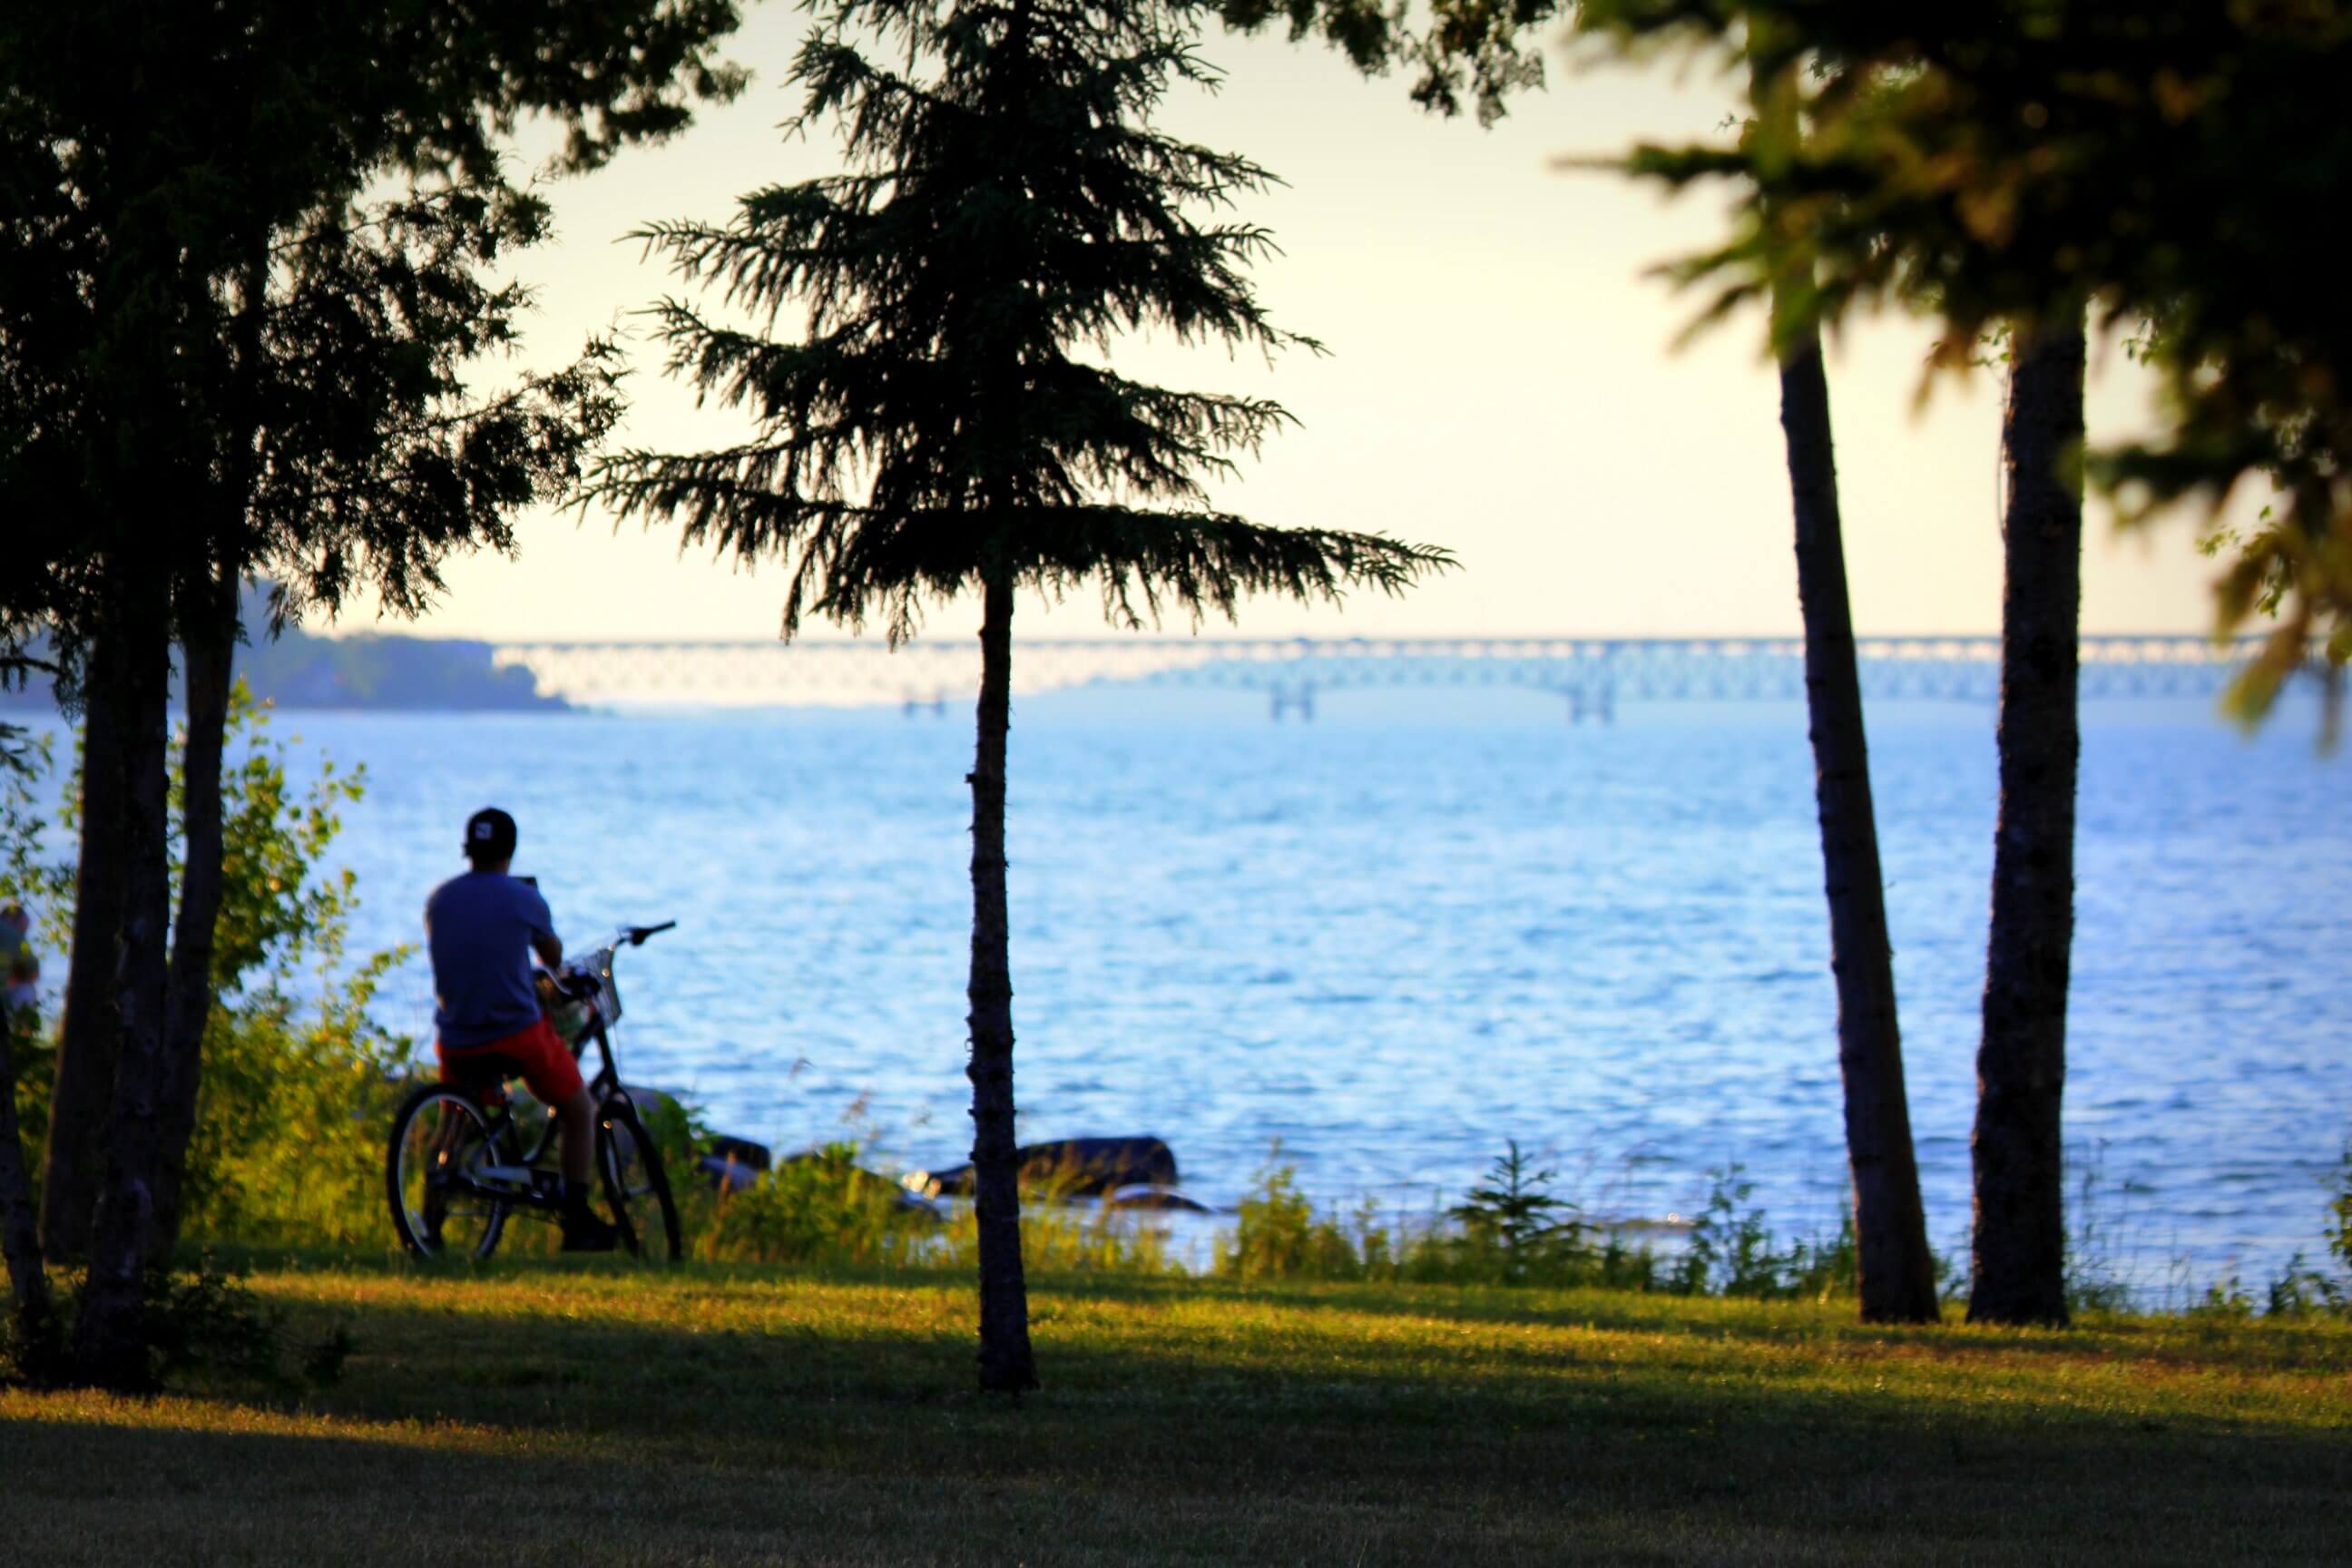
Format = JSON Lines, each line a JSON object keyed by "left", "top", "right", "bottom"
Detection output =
{"left": 1269, "top": 683, "right": 1316, "bottom": 722}
{"left": 1564, "top": 683, "right": 1615, "bottom": 725}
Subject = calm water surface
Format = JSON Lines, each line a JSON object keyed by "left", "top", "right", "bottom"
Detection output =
{"left": 138, "top": 691, "right": 2352, "bottom": 1288}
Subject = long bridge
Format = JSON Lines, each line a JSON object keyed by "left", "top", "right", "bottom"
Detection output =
{"left": 487, "top": 633, "right": 2268, "bottom": 720}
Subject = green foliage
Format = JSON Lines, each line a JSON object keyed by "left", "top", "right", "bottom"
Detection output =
{"left": 592, "top": 0, "right": 1446, "bottom": 642}
{"left": 2329, "top": 1142, "right": 2352, "bottom": 1273}
{"left": 1576, "top": 1, "right": 2352, "bottom": 721}
{"left": 0, "top": 1, "right": 747, "bottom": 683}
{"left": 0, "top": 686, "right": 413, "bottom": 1250}
{"left": 2263, "top": 1255, "right": 2346, "bottom": 1320}
{"left": 1217, "top": 1160, "right": 1374, "bottom": 1281}
{"left": 699, "top": 1140, "right": 1176, "bottom": 1275}
{"left": 2189, "top": 1277, "right": 2257, "bottom": 1325}
{"left": 705, "top": 1142, "right": 936, "bottom": 1267}
{"left": 2258, "top": 1141, "right": 2352, "bottom": 1318}
{"left": 1445, "top": 1140, "right": 1587, "bottom": 1284}
{"left": 1, "top": 727, "right": 66, "bottom": 1173}
{"left": 2061, "top": 1149, "right": 2140, "bottom": 1316}
{"left": 1666, "top": 1164, "right": 1856, "bottom": 1301}
{"left": 176, "top": 691, "right": 418, "bottom": 1248}
{"left": 127, "top": 1254, "right": 286, "bottom": 1387}
{"left": 1218, "top": 1149, "right": 1676, "bottom": 1292}
{"left": 11, "top": 1252, "right": 292, "bottom": 1390}
{"left": 15, "top": 1251, "right": 361, "bottom": 1392}
{"left": 162, "top": 690, "right": 416, "bottom": 1247}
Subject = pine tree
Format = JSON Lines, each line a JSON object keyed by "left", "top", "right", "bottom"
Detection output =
{"left": 593, "top": 0, "right": 1448, "bottom": 1390}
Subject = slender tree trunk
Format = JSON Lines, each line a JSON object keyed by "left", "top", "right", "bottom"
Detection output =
{"left": 966, "top": 570, "right": 1036, "bottom": 1393}
{"left": 1745, "top": 53, "right": 1939, "bottom": 1323}
{"left": 1968, "top": 320, "right": 2087, "bottom": 1328}
{"left": 0, "top": 1014, "right": 58, "bottom": 1368}
{"left": 66, "top": 563, "right": 176, "bottom": 1389}
{"left": 147, "top": 564, "right": 240, "bottom": 1258}
{"left": 40, "top": 634, "right": 130, "bottom": 1260}
{"left": 1777, "top": 327, "right": 1942, "bottom": 1323}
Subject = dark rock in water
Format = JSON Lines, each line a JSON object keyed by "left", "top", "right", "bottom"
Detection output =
{"left": 1102, "top": 1184, "right": 1213, "bottom": 1214}
{"left": 908, "top": 1135, "right": 1178, "bottom": 1199}
{"left": 706, "top": 1134, "right": 771, "bottom": 1173}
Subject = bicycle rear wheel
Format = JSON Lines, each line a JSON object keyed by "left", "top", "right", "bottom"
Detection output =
{"left": 596, "top": 1102, "right": 681, "bottom": 1262}
{"left": 387, "top": 1085, "right": 517, "bottom": 1259}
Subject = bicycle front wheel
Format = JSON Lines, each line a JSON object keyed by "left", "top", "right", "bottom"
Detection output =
{"left": 596, "top": 1102, "right": 681, "bottom": 1262}
{"left": 387, "top": 1085, "right": 516, "bottom": 1259}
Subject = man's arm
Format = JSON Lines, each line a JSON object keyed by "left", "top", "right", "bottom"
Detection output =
{"left": 524, "top": 884, "right": 562, "bottom": 970}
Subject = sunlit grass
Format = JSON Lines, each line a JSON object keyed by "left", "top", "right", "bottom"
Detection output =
{"left": 8, "top": 1263, "right": 2351, "bottom": 1564}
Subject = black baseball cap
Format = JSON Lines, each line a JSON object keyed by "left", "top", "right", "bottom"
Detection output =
{"left": 464, "top": 807, "right": 518, "bottom": 864}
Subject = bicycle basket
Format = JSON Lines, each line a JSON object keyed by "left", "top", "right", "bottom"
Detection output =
{"left": 575, "top": 946, "right": 622, "bottom": 1029}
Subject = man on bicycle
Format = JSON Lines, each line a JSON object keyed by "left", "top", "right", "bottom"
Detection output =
{"left": 426, "top": 807, "right": 616, "bottom": 1251}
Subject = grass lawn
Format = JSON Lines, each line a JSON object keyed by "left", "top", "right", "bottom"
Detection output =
{"left": 5, "top": 1262, "right": 2350, "bottom": 1565}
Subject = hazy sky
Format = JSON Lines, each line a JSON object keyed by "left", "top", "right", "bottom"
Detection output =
{"left": 361, "top": 9, "right": 2235, "bottom": 644}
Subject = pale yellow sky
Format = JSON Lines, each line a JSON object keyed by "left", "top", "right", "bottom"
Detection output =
{"left": 350, "top": 9, "right": 2230, "bottom": 644}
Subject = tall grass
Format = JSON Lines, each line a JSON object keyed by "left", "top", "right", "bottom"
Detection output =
{"left": 1211, "top": 1149, "right": 1857, "bottom": 1298}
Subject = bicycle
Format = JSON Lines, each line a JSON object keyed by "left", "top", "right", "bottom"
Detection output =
{"left": 386, "top": 921, "right": 682, "bottom": 1261}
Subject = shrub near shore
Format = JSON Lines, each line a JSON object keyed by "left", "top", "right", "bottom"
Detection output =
{"left": 3, "top": 690, "right": 413, "bottom": 1255}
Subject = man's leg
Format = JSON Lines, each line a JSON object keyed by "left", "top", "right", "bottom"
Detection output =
{"left": 506, "top": 1018, "right": 613, "bottom": 1251}
{"left": 556, "top": 1084, "right": 616, "bottom": 1251}
{"left": 559, "top": 1084, "right": 596, "bottom": 1188}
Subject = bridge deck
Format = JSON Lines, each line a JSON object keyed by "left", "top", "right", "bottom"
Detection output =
{"left": 487, "top": 633, "right": 2278, "bottom": 713}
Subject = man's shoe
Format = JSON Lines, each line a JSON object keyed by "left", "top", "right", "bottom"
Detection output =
{"left": 561, "top": 1209, "right": 620, "bottom": 1253}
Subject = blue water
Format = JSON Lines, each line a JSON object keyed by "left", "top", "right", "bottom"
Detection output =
{"left": 24, "top": 688, "right": 2352, "bottom": 1289}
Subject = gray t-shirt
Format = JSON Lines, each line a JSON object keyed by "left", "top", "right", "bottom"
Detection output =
{"left": 425, "top": 871, "right": 556, "bottom": 1050}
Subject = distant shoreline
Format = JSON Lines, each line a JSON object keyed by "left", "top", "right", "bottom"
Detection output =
{"left": 1, "top": 613, "right": 568, "bottom": 716}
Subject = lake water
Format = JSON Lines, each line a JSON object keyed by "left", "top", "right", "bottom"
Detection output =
{"left": 24, "top": 686, "right": 2352, "bottom": 1291}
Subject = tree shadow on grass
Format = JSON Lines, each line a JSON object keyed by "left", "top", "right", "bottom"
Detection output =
{"left": 7, "top": 1339, "right": 2350, "bottom": 1568}
{"left": 236, "top": 1277, "right": 2352, "bottom": 1475}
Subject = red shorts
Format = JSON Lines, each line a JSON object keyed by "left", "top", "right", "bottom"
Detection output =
{"left": 437, "top": 1015, "right": 583, "bottom": 1107}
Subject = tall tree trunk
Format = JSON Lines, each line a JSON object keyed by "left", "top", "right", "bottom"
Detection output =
{"left": 966, "top": 570, "right": 1036, "bottom": 1393}
{"left": 1777, "top": 327, "right": 1942, "bottom": 1324}
{"left": 147, "top": 564, "right": 240, "bottom": 1258}
{"left": 66, "top": 564, "right": 176, "bottom": 1390}
{"left": 40, "top": 634, "right": 130, "bottom": 1260}
{"left": 0, "top": 1014, "right": 58, "bottom": 1369}
{"left": 1746, "top": 53, "right": 1940, "bottom": 1323}
{"left": 1969, "top": 320, "right": 2087, "bottom": 1328}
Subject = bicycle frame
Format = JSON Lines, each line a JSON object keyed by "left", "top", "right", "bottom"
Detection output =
{"left": 432, "top": 923, "right": 671, "bottom": 1215}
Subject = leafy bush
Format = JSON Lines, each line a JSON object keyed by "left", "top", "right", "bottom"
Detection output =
{"left": 1216, "top": 1159, "right": 1371, "bottom": 1282}
{"left": 131, "top": 1254, "right": 287, "bottom": 1386}
{"left": 695, "top": 1137, "right": 1177, "bottom": 1275}
{"left": 1215, "top": 1146, "right": 1669, "bottom": 1291}
{"left": 1, "top": 730, "right": 62, "bottom": 1174}
{"left": 0, "top": 685, "right": 416, "bottom": 1250}
{"left": 5, "top": 1254, "right": 297, "bottom": 1392}
{"left": 703, "top": 1141, "right": 935, "bottom": 1266}
{"left": 1667, "top": 1164, "right": 1856, "bottom": 1300}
